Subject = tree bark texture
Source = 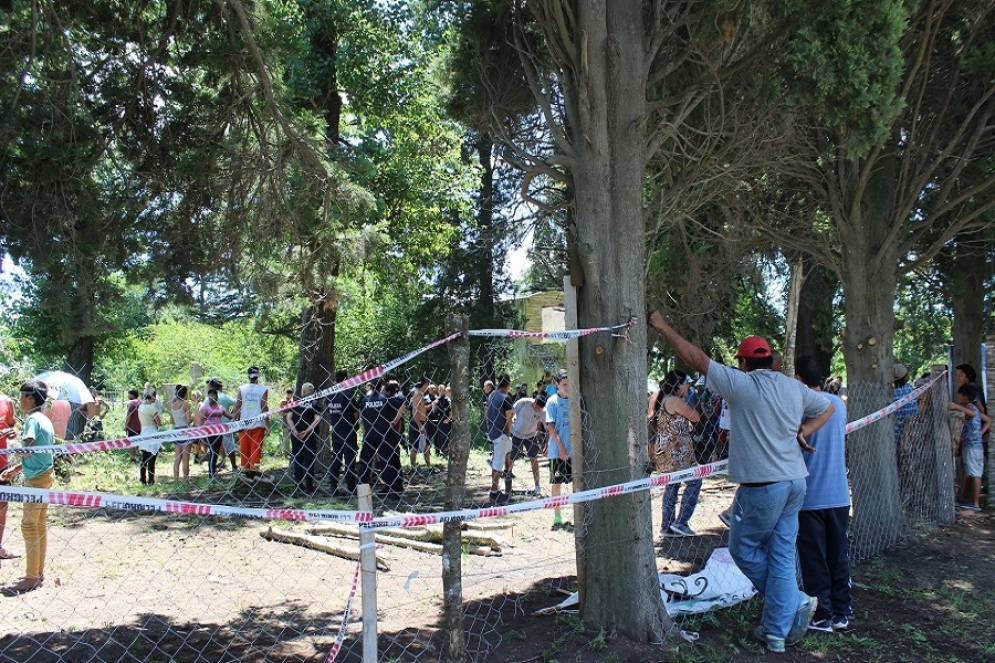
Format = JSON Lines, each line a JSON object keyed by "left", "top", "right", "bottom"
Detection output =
{"left": 560, "top": 0, "right": 669, "bottom": 641}
{"left": 474, "top": 135, "right": 497, "bottom": 384}
{"left": 441, "top": 315, "right": 470, "bottom": 663}
{"left": 794, "top": 264, "right": 838, "bottom": 379}
{"left": 838, "top": 155, "right": 904, "bottom": 558}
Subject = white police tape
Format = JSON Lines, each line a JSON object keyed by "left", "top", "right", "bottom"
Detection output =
{"left": 0, "top": 321, "right": 635, "bottom": 456}
{"left": 0, "top": 486, "right": 372, "bottom": 523}
{"left": 844, "top": 371, "right": 946, "bottom": 434}
{"left": 358, "top": 460, "right": 728, "bottom": 530}
{"left": 0, "top": 460, "right": 726, "bottom": 529}
{"left": 324, "top": 559, "right": 361, "bottom": 663}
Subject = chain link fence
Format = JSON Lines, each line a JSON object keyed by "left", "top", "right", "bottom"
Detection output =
{"left": 0, "top": 338, "right": 962, "bottom": 662}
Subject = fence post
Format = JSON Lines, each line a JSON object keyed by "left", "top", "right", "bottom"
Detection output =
{"left": 563, "top": 277, "right": 586, "bottom": 611}
{"left": 441, "top": 315, "right": 470, "bottom": 663}
{"left": 930, "top": 370, "right": 955, "bottom": 524}
{"left": 358, "top": 485, "right": 378, "bottom": 663}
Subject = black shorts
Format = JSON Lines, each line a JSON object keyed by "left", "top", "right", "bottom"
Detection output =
{"left": 549, "top": 458, "right": 572, "bottom": 484}
{"left": 408, "top": 422, "right": 428, "bottom": 452}
{"left": 512, "top": 435, "right": 541, "bottom": 459}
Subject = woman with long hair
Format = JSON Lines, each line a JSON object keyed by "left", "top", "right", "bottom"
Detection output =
{"left": 652, "top": 370, "right": 702, "bottom": 538}
{"left": 170, "top": 385, "right": 193, "bottom": 481}
{"left": 137, "top": 387, "right": 162, "bottom": 485}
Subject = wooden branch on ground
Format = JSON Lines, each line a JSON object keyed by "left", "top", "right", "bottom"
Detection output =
{"left": 306, "top": 522, "right": 506, "bottom": 555}
{"left": 262, "top": 527, "right": 390, "bottom": 570}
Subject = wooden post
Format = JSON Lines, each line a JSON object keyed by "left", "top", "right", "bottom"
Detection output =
{"left": 441, "top": 315, "right": 470, "bottom": 663}
{"left": 357, "top": 484, "right": 378, "bottom": 663}
{"left": 563, "top": 276, "right": 586, "bottom": 611}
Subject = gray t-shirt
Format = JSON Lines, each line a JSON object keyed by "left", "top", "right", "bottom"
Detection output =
{"left": 706, "top": 363, "right": 830, "bottom": 484}
{"left": 511, "top": 398, "right": 544, "bottom": 439}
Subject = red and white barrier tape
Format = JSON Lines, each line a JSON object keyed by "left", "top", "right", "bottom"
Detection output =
{"left": 844, "top": 371, "right": 946, "bottom": 434}
{"left": 0, "top": 460, "right": 725, "bottom": 528}
{"left": 0, "top": 321, "right": 634, "bottom": 456}
{"left": 0, "top": 486, "right": 372, "bottom": 523}
{"left": 324, "top": 558, "right": 362, "bottom": 663}
{"left": 359, "top": 460, "right": 727, "bottom": 530}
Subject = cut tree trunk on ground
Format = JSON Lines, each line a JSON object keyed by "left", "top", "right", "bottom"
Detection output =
{"left": 308, "top": 522, "right": 508, "bottom": 551}
{"left": 262, "top": 527, "right": 390, "bottom": 570}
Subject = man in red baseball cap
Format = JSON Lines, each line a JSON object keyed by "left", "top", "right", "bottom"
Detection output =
{"left": 650, "top": 310, "right": 834, "bottom": 652}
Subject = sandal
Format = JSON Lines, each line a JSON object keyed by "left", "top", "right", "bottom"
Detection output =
{"left": 0, "top": 547, "right": 21, "bottom": 560}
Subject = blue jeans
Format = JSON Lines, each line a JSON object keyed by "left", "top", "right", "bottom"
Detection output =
{"left": 728, "top": 479, "right": 808, "bottom": 639}
{"left": 661, "top": 479, "right": 702, "bottom": 530}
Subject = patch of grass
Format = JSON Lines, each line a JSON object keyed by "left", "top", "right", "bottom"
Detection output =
{"left": 841, "top": 633, "right": 881, "bottom": 650}
{"left": 539, "top": 613, "right": 586, "bottom": 663}
{"left": 587, "top": 628, "right": 613, "bottom": 651}
{"left": 900, "top": 623, "right": 928, "bottom": 643}
{"left": 501, "top": 629, "right": 525, "bottom": 643}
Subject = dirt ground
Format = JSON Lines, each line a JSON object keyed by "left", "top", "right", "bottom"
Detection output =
{"left": 0, "top": 463, "right": 991, "bottom": 663}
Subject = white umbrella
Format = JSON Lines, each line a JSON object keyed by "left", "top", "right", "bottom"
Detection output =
{"left": 35, "top": 370, "right": 95, "bottom": 405}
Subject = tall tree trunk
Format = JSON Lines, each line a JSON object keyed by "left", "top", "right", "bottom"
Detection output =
{"left": 474, "top": 133, "right": 497, "bottom": 383}
{"left": 65, "top": 336, "right": 95, "bottom": 387}
{"left": 795, "top": 264, "right": 838, "bottom": 379}
{"left": 296, "top": 288, "right": 338, "bottom": 390}
{"left": 64, "top": 274, "right": 97, "bottom": 386}
{"left": 838, "top": 154, "right": 903, "bottom": 559}
{"left": 950, "top": 244, "right": 987, "bottom": 373}
{"left": 783, "top": 260, "right": 804, "bottom": 376}
{"left": 570, "top": 1, "right": 669, "bottom": 641}
{"left": 296, "top": 15, "right": 342, "bottom": 473}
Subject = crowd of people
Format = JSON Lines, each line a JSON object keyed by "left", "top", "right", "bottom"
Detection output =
{"left": 647, "top": 313, "right": 992, "bottom": 650}
{"left": 0, "top": 339, "right": 986, "bottom": 618}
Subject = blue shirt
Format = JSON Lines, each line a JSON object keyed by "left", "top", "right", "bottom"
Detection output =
{"left": 545, "top": 393, "right": 571, "bottom": 459}
{"left": 961, "top": 403, "right": 983, "bottom": 449}
{"left": 802, "top": 393, "right": 850, "bottom": 510}
{"left": 486, "top": 390, "right": 512, "bottom": 440}
{"left": 893, "top": 384, "right": 918, "bottom": 444}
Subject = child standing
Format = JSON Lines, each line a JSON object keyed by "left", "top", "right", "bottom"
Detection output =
{"left": 545, "top": 370, "right": 572, "bottom": 530}
{"left": 951, "top": 383, "right": 991, "bottom": 510}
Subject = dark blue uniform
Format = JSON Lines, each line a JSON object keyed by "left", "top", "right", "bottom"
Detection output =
{"left": 432, "top": 394, "right": 452, "bottom": 454}
{"left": 357, "top": 390, "right": 404, "bottom": 495}
{"left": 287, "top": 400, "right": 320, "bottom": 492}
{"left": 326, "top": 390, "right": 360, "bottom": 492}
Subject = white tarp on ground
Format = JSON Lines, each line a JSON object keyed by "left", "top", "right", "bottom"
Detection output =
{"left": 536, "top": 547, "right": 756, "bottom": 617}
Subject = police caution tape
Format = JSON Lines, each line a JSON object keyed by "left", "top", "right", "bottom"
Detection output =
{"left": 0, "top": 322, "right": 633, "bottom": 457}
{"left": 0, "top": 487, "right": 372, "bottom": 523}
{"left": 844, "top": 371, "right": 946, "bottom": 434}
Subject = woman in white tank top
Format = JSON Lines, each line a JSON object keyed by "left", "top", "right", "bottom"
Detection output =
{"left": 170, "top": 385, "right": 193, "bottom": 481}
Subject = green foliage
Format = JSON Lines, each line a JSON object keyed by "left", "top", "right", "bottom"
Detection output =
{"left": 99, "top": 316, "right": 298, "bottom": 392}
{"left": 783, "top": 0, "right": 906, "bottom": 156}
{"left": 892, "top": 272, "right": 953, "bottom": 378}
{"left": 335, "top": 272, "right": 453, "bottom": 379}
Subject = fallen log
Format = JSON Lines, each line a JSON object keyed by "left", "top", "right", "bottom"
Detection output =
{"left": 307, "top": 522, "right": 506, "bottom": 552}
{"left": 262, "top": 527, "right": 390, "bottom": 571}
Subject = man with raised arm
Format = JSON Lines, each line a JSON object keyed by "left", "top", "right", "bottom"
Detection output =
{"left": 649, "top": 311, "right": 834, "bottom": 652}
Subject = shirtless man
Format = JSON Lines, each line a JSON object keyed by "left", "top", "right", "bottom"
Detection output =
{"left": 408, "top": 377, "right": 431, "bottom": 470}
